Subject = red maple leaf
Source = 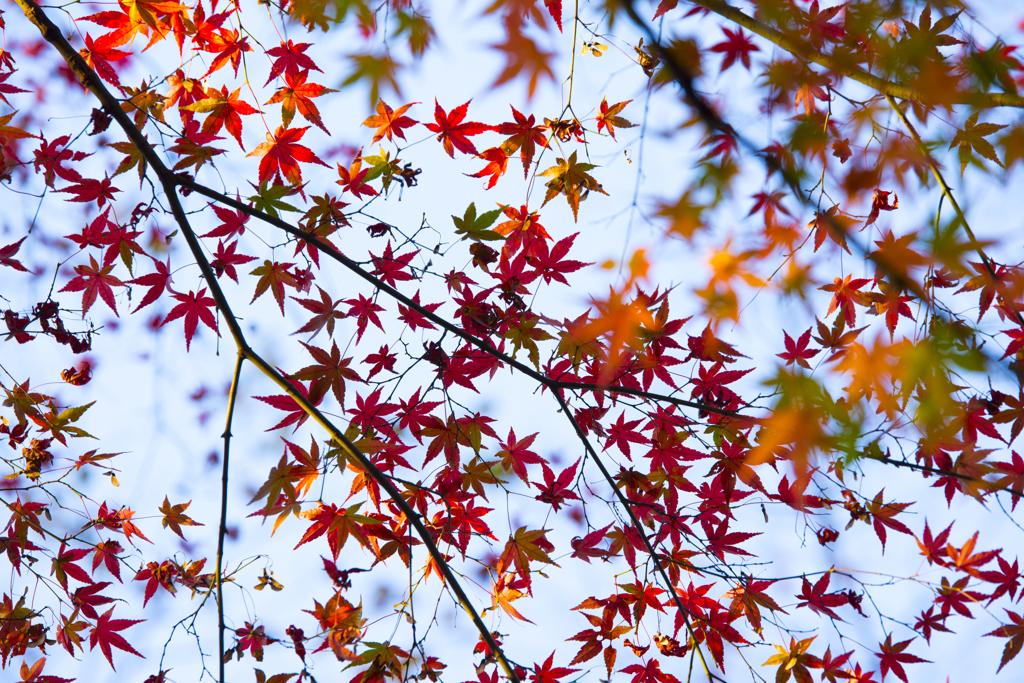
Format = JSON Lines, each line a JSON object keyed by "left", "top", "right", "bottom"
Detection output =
{"left": 247, "top": 125, "right": 329, "bottom": 185}
{"left": 776, "top": 328, "right": 820, "bottom": 369}
{"left": 346, "top": 293, "right": 386, "bottom": 342}
{"left": 527, "top": 233, "right": 588, "bottom": 285}
{"left": 128, "top": 259, "right": 171, "bottom": 312}
{"left": 264, "top": 40, "right": 322, "bottom": 85}
{"left": 469, "top": 147, "right": 509, "bottom": 189}
{"left": 254, "top": 375, "right": 322, "bottom": 432}
{"left": 820, "top": 275, "right": 872, "bottom": 326}
{"left": 336, "top": 150, "right": 378, "bottom": 199}
{"left": 210, "top": 239, "right": 256, "bottom": 283}
{"left": 265, "top": 70, "right": 336, "bottom": 133}
{"left": 188, "top": 85, "right": 260, "bottom": 148}
{"left": 875, "top": 634, "right": 928, "bottom": 683}
{"left": 986, "top": 609, "right": 1024, "bottom": 672}
{"left": 495, "top": 428, "right": 546, "bottom": 484}
{"left": 59, "top": 255, "right": 125, "bottom": 317}
{"left": 397, "top": 290, "right": 442, "bottom": 332}
{"left": 161, "top": 288, "right": 219, "bottom": 351}
{"left": 496, "top": 106, "right": 549, "bottom": 176}
{"left": 709, "top": 27, "right": 760, "bottom": 72}
{"left": 530, "top": 651, "right": 578, "bottom": 683}
{"left": 802, "top": 1, "right": 846, "bottom": 49}
{"left": 292, "top": 285, "right": 345, "bottom": 339}
{"left": 424, "top": 99, "right": 492, "bottom": 157}
{"left": 570, "top": 523, "right": 611, "bottom": 563}
{"left": 370, "top": 241, "right": 418, "bottom": 287}
{"left": 57, "top": 176, "right": 120, "bottom": 207}
{"left": 621, "top": 658, "right": 681, "bottom": 683}
{"left": 795, "top": 573, "right": 849, "bottom": 621}
{"left": 88, "top": 606, "right": 144, "bottom": 670}
{"left": 362, "top": 99, "right": 418, "bottom": 145}
{"left": 199, "top": 27, "right": 252, "bottom": 79}
{"left": 0, "top": 237, "right": 29, "bottom": 272}
{"left": 535, "top": 458, "right": 581, "bottom": 511}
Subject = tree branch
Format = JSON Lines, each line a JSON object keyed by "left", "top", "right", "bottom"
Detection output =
{"left": 689, "top": 0, "right": 1024, "bottom": 109}
{"left": 217, "top": 352, "right": 245, "bottom": 683}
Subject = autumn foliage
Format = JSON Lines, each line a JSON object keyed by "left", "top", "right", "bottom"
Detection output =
{"left": 4, "top": 0, "right": 1024, "bottom": 682}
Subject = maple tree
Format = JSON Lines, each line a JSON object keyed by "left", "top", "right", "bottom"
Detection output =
{"left": 2, "top": 0, "right": 1024, "bottom": 682}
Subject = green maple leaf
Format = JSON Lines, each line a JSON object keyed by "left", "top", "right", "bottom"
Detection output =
{"left": 950, "top": 112, "right": 1007, "bottom": 175}
{"left": 538, "top": 151, "right": 608, "bottom": 221}
{"left": 247, "top": 179, "right": 300, "bottom": 218}
{"left": 452, "top": 202, "right": 504, "bottom": 242}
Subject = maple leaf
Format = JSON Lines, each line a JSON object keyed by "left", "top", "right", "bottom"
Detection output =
{"left": 336, "top": 150, "right": 379, "bottom": 199}
{"left": 621, "top": 658, "right": 680, "bottom": 683}
{"left": 168, "top": 120, "right": 226, "bottom": 171}
{"left": 490, "top": 572, "right": 534, "bottom": 623}
{"left": 535, "top": 459, "right": 581, "bottom": 511}
{"left": 762, "top": 636, "right": 822, "bottom": 683}
{"left": 498, "top": 526, "right": 558, "bottom": 583}
{"left": 247, "top": 126, "right": 329, "bottom": 185}
{"left": 864, "top": 189, "right": 899, "bottom": 227}
{"left": 594, "top": 98, "right": 636, "bottom": 141}
{"left": 265, "top": 70, "right": 337, "bottom": 133}
{"left": 57, "top": 176, "right": 120, "bottom": 207}
{"left": 362, "top": 99, "right": 418, "bottom": 145}
{"left": 264, "top": 40, "right": 322, "bottom": 85}
{"left": 424, "top": 99, "right": 492, "bottom": 157}
{"left": 795, "top": 572, "right": 849, "bottom": 621}
{"left": 874, "top": 634, "right": 929, "bottom": 682}
{"left": 801, "top": 1, "right": 846, "bottom": 49}
{"left": 158, "top": 496, "right": 203, "bottom": 540}
{"left": 0, "top": 70, "right": 30, "bottom": 108}
{"left": 820, "top": 274, "right": 872, "bottom": 326}
{"left": 291, "top": 341, "right": 363, "bottom": 406}
{"left": 496, "top": 106, "right": 549, "bottom": 176}
{"left": 127, "top": 259, "right": 171, "bottom": 312}
{"left": 0, "top": 236, "right": 30, "bottom": 273}
{"left": 539, "top": 151, "right": 608, "bottom": 221}
{"left": 725, "top": 578, "right": 786, "bottom": 632}
{"left": 211, "top": 239, "right": 256, "bottom": 283}
{"left": 490, "top": 32, "right": 556, "bottom": 98}
{"left": 568, "top": 606, "right": 631, "bottom": 673}
{"left": 250, "top": 260, "right": 297, "bottom": 314}
{"left": 181, "top": 85, "right": 259, "bottom": 148}
{"left": 161, "top": 288, "right": 219, "bottom": 351}
{"left": 370, "top": 241, "right": 417, "bottom": 287}
{"left": 59, "top": 255, "right": 125, "bottom": 317}
{"left": 955, "top": 261, "right": 1012, "bottom": 322}
{"left": 342, "top": 51, "right": 403, "bottom": 109}
{"left": 346, "top": 293, "right": 386, "bottom": 342}
{"left": 709, "top": 27, "right": 760, "bottom": 72}
{"left": 986, "top": 609, "right": 1024, "bottom": 672}
{"left": 89, "top": 606, "right": 144, "bottom": 670}
{"left": 495, "top": 428, "right": 546, "bottom": 484}
{"left": 468, "top": 147, "right": 510, "bottom": 189}
{"left": 254, "top": 375, "right": 322, "bottom": 432}
{"left": 199, "top": 27, "right": 252, "bottom": 79}
{"left": 296, "top": 502, "right": 380, "bottom": 559}
{"left": 950, "top": 112, "right": 1007, "bottom": 175}
{"left": 530, "top": 652, "right": 578, "bottom": 683}
{"left": 866, "top": 489, "right": 913, "bottom": 552}
{"left": 570, "top": 524, "right": 611, "bottom": 564}
{"left": 291, "top": 285, "right": 345, "bottom": 340}
{"left": 51, "top": 542, "right": 93, "bottom": 591}
{"left": 777, "top": 329, "right": 820, "bottom": 369}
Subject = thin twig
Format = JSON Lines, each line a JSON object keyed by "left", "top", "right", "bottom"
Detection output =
{"left": 218, "top": 352, "right": 245, "bottom": 683}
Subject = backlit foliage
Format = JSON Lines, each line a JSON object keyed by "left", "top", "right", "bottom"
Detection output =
{"left": 2, "top": 0, "right": 1024, "bottom": 682}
